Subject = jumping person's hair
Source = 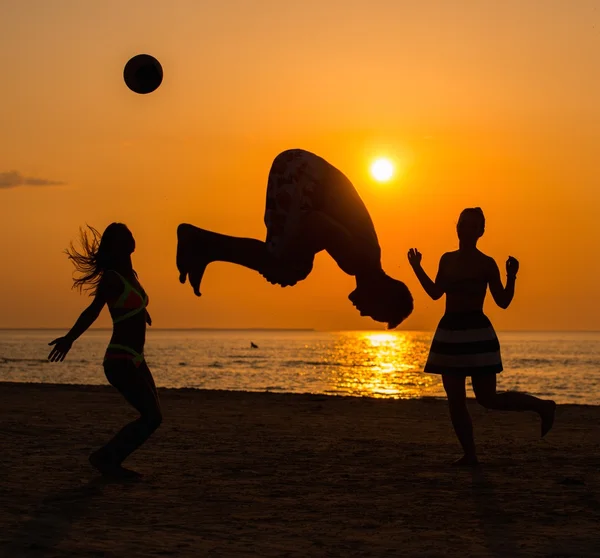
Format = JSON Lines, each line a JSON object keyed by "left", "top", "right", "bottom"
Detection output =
{"left": 386, "top": 278, "right": 414, "bottom": 330}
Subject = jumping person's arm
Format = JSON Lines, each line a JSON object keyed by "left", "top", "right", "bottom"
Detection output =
{"left": 48, "top": 274, "right": 115, "bottom": 362}
{"left": 407, "top": 249, "right": 445, "bottom": 301}
{"left": 487, "top": 256, "right": 519, "bottom": 310}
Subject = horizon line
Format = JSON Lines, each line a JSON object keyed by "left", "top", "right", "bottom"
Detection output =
{"left": 1, "top": 327, "right": 600, "bottom": 333}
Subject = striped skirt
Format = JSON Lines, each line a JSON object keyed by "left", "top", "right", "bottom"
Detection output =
{"left": 424, "top": 312, "right": 503, "bottom": 376}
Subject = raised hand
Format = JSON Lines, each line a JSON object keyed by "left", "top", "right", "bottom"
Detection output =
{"left": 407, "top": 248, "right": 423, "bottom": 268}
{"left": 506, "top": 256, "right": 519, "bottom": 278}
{"left": 47, "top": 337, "right": 73, "bottom": 362}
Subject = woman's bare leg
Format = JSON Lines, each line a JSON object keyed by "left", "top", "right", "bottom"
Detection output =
{"left": 472, "top": 374, "right": 556, "bottom": 437}
{"left": 91, "top": 361, "right": 163, "bottom": 478}
{"left": 442, "top": 374, "right": 479, "bottom": 466}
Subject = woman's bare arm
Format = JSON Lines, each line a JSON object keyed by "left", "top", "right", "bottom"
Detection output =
{"left": 408, "top": 249, "right": 446, "bottom": 301}
{"left": 48, "top": 273, "right": 118, "bottom": 362}
{"left": 487, "top": 256, "right": 518, "bottom": 309}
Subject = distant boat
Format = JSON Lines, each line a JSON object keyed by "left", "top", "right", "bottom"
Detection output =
{"left": 250, "top": 342, "right": 258, "bottom": 349}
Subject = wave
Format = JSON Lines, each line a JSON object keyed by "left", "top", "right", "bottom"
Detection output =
{"left": 0, "top": 357, "right": 53, "bottom": 365}
{"left": 0, "top": 357, "right": 95, "bottom": 366}
{"left": 281, "top": 360, "right": 371, "bottom": 368}
{"left": 510, "top": 357, "right": 600, "bottom": 368}
{"left": 207, "top": 361, "right": 224, "bottom": 369}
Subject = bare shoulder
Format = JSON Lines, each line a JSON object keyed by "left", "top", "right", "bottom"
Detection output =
{"left": 440, "top": 250, "right": 457, "bottom": 263}
{"left": 437, "top": 252, "right": 456, "bottom": 274}
{"left": 97, "top": 270, "right": 123, "bottom": 298}
{"left": 479, "top": 253, "right": 499, "bottom": 274}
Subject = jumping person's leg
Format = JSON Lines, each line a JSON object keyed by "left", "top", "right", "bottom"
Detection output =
{"left": 176, "top": 226, "right": 275, "bottom": 295}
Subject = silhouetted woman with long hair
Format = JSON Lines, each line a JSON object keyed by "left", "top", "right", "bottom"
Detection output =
{"left": 48, "top": 223, "right": 161, "bottom": 478}
{"left": 408, "top": 208, "right": 556, "bottom": 466}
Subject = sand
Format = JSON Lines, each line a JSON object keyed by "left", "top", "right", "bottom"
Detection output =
{"left": 1, "top": 382, "right": 599, "bottom": 557}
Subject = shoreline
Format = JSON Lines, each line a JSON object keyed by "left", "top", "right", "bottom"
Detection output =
{"left": 2, "top": 381, "right": 600, "bottom": 408}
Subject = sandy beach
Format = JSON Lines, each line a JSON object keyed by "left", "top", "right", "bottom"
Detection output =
{"left": 1, "top": 382, "right": 599, "bottom": 557}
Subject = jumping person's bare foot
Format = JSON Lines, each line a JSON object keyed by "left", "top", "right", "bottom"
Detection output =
{"left": 176, "top": 224, "right": 213, "bottom": 297}
{"left": 540, "top": 400, "right": 557, "bottom": 438}
{"left": 451, "top": 454, "right": 480, "bottom": 468}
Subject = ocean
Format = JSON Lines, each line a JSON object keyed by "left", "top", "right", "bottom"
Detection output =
{"left": 1, "top": 329, "right": 599, "bottom": 405}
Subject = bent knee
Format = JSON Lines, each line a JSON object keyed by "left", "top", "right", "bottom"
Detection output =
{"left": 143, "top": 410, "right": 163, "bottom": 431}
{"left": 475, "top": 393, "right": 497, "bottom": 409}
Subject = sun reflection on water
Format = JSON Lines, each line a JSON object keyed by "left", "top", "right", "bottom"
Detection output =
{"left": 321, "top": 331, "right": 438, "bottom": 399}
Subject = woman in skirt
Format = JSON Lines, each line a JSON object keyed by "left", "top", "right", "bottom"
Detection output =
{"left": 407, "top": 207, "right": 556, "bottom": 466}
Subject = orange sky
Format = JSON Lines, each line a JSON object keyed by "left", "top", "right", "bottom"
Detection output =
{"left": 0, "top": 0, "right": 599, "bottom": 331}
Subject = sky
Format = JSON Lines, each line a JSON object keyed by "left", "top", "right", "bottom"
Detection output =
{"left": 0, "top": 0, "right": 599, "bottom": 331}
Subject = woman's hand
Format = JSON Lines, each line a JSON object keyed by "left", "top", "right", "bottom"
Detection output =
{"left": 506, "top": 256, "right": 519, "bottom": 278}
{"left": 47, "top": 337, "right": 73, "bottom": 362}
{"left": 146, "top": 310, "right": 152, "bottom": 326}
{"left": 407, "top": 248, "right": 422, "bottom": 269}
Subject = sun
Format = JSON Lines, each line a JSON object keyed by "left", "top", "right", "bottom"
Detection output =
{"left": 370, "top": 158, "right": 394, "bottom": 182}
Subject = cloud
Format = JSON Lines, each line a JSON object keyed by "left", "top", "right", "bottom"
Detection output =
{"left": 0, "top": 171, "right": 65, "bottom": 189}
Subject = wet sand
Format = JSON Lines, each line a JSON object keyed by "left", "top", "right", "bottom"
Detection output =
{"left": 1, "top": 382, "right": 599, "bottom": 557}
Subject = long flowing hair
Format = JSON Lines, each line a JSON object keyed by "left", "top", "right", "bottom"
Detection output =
{"left": 66, "top": 223, "right": 130, "bottom": 294}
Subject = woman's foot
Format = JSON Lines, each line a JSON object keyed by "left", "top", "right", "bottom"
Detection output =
{"left": 89, "top": 451, "right": 117, "bottom": 475}
{"left": 117, "top": 467, "right": 143, "bottom": 479}
{"left": 176, "top": 224, "right": 214, "bottom": 296}
{"left": 540, "top": 400, "right": 557, "bottom": 438}
{"left": 451, "top": 454, "right": 480, "bottom": 467}
{"left": 89, "top": 452, "right": 142, "bottom": 480}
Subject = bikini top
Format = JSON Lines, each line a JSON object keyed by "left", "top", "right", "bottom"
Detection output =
{"left": 107, "top": 270, "right": 149, "bottom": 324}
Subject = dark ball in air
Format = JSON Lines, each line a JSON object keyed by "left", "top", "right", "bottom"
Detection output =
{"left": 123, "top": 54, "right": 163, "bottom": 94}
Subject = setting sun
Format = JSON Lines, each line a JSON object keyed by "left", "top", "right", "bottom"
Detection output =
{"left": 370, "top": 158, "right": 394, "bottom": 182}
